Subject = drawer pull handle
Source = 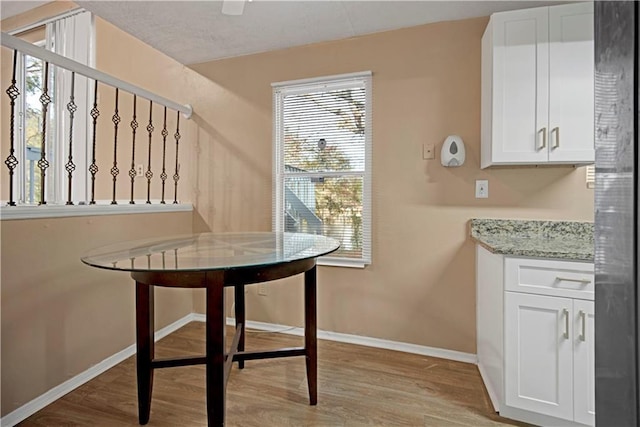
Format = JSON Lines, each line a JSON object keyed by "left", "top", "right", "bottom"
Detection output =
{"left": 579, "top": 310, "right": 586, "bottom": 342}
{"left": 556, "top": 277, "right": 591, "bottom": 284}
{"left": 563, "top": 308, "right": 569, "bottom": 339}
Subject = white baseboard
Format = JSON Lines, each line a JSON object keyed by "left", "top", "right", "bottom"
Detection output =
{"left": 216, "top": 316, "right": 477, "bottom": 364}
{"left": 0, "top": 313, "right": 196, "bottom": 427}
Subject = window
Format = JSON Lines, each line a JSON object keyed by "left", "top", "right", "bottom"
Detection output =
{"left": 272, "top": 72, "right": 372, "bottom": 267}
{"left": 11, "top": 10, "right": 93, "bottom": 205}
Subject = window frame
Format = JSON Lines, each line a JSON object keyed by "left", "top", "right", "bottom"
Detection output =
{"left": 272, "top": 71, "right": 372, "bottom": 268}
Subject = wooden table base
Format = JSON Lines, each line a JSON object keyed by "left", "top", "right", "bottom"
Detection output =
{"left": 133, "top": 265, "right": 318, "bottom": 426}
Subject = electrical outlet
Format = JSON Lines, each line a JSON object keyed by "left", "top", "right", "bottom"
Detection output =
{"left": 423, "top": 144, "right": 435, "bottom": 160}
{"left": 136, "top": 164, "right": 144, "bottom": 177}
{"left": 475, "top": 180, "right": 489, "bottom": 199}
{"left": 258, "top": 283, "right": 268, "bottom": 296}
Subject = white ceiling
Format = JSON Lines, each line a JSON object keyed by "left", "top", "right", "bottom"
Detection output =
{"left": 4, "top": 1, "right": 562, "bottom": 65}
{"left": 0, "top": 1, "right": 49, "bottom": 20}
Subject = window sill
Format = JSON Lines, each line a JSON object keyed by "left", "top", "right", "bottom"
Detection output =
{"left": 0, "top": 201, "right": 193, "bottom": 221}
{"left": 318, "top": 256, "right": 369, "bottom": 269}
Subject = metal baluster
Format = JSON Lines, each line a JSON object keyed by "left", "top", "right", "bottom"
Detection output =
{"left": 65, "top": 72, "right": 77, "bottom": 205}
{"left": 145, "top": 101, "right": 154, "bottom": 204}
{"left": 160, "top": 107, "right": 168, "bottom": 204}
{"left": 38, "top": 62, "right": 52, "bottom": 205}
{"left": 5, "top": 50, "right": 20, "bottom": 206}
{"left": 89, "top": 80, "right": 100, "bottom": 205}
{"left": 110, "top": 88, "right": 121, "bottom": 205}
{"left": 173, "top": 112, "right": 181, "bottom": 204}
{"left": 128, "top": 95, "right": 138, "bottom": 204}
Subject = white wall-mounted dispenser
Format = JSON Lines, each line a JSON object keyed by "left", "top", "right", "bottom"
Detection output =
{"left": 441, "top": 135, "right": 465, "bottom": 167}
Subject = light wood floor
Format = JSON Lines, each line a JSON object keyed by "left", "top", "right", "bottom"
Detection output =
{"left": 18, "top": 322, "right": 526, "bottom": 426}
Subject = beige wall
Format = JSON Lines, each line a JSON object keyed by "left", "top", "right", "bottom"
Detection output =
{"left": 91, "top": 11, "right": 270, "bottom": 233}
{"left": 189, "top": 17, "right": 594, "bottom": 353}
{"left": 1, "top": 212, "right": 193, "bottom": 415}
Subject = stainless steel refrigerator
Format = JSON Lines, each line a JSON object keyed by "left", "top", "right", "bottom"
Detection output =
{"left": 595, "top": 1, "right": 640, "bottom": 425}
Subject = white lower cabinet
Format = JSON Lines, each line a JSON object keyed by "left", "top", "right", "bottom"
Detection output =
{"left": 504, "top": 293, "right": 594, "bottom": 425}
{"left": 505, "top": 292, "right": 574, "bottom": 420}
{"left": 477, "top": 245, "right": 594, "bottom": 426}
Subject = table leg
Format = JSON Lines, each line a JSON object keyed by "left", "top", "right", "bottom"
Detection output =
{"left": 304, "top": 265, "right": 317, "bottom": 405}
{"left": 206, "top": 272, "right": 226, "bottom": 426}
{"left": 135, "top": 282, "right": 154, "bottom": 425}
{"left": 234, "top": 285, "right": 246, "bottom": 369}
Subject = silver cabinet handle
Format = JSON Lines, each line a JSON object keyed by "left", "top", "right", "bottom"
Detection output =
{"left": 556, "top": 277, "right": 591, "bottom": 284}
{"left": 538, "top": 127, "right": 547, "bottom": 150}
{"left": 579, "top": 310, "right": 586, "bottom": 342}
{"left": 563, "top": 308, "right": 569, "bottom": 339}
{"left": 552, "top": 126, "right": 560, "bottom": 149}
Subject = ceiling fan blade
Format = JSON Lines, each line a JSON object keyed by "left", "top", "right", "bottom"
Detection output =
{"left": 222, "top": 0, "right": 246, "bottom": 16}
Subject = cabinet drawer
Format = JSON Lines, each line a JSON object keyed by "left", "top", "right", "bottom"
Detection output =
{"left": 505, "top": 257, "right": 594, "bottom": 300}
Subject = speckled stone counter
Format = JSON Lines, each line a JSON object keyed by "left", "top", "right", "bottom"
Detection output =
{"left": 470, "top": 219, "right": 594, "bottom": 261}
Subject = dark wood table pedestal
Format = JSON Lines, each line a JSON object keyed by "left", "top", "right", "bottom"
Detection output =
{"left": 131, "top": 259, "right": 318, "bottom": 426}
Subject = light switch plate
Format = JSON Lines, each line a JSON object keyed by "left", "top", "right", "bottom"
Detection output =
{"left": 475, "top": 180, "right": 489, "bottom": 198}
{"left": 423, "top": 144, "right": 435, "bottom": 160}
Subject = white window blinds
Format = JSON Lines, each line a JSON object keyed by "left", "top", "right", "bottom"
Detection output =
{"left": 273, "top": 72, "right": 372, "bottom": 267}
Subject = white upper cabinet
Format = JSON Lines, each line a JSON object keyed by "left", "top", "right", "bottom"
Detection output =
{"left": 481, "top": 2, "right": 594, "bottom": 168}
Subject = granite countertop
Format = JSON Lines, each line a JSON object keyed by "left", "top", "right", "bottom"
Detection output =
{"left": 470, "top": 219, "right": 594, "bottom": 262}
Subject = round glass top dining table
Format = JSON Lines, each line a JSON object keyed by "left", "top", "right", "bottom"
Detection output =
{"left": 81, "top": 231, "right": 339, "bottom": 425}
{"left": 81, "top": 231, "right": 341, "bottom": 273}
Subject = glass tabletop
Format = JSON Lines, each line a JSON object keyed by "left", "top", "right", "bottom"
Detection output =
{"left": 81, "top": 232, "right": 340, "bottom": 273}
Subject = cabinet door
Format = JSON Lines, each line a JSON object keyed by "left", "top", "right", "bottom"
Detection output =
{"left": 505, "top": 292, "right": 573, "bottom": 421}
{"left": 573, "top": 299, "right": 595, "bottom": 426}
{"left": 491, "top": 7, "right": 549, "bottom": 164}
{"left": 548, "top": 2, "right": 595, "bottom": 163}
